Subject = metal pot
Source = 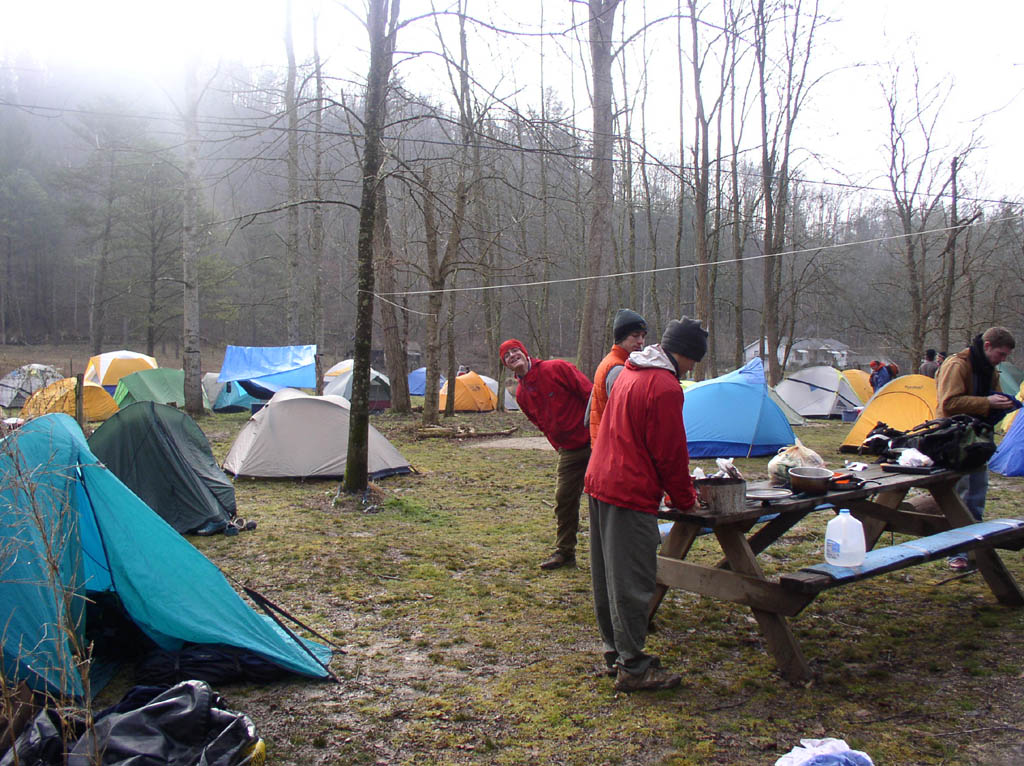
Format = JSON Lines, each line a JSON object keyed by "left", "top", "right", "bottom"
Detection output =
{"left": 787, "top": 466, "right": 834, "bottom": 495}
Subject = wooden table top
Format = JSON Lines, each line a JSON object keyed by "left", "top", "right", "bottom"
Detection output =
{"left": 659, "top": 465, "right": 962, "bottom": 526}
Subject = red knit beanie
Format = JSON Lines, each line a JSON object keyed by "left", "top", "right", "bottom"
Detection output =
{"left": 500, "top": 339, "right": 528, "bottom": 363}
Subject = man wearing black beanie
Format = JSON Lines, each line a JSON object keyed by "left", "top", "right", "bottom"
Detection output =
{"left": 589, "top": 309, "right": 647, "bottom": 444}
{"left": 584, "top": 316, "right": 707, "bottom": 692}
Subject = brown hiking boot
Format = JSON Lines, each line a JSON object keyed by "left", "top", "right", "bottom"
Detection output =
{"left": 614, "top": 665, "right": 681, "bottom": 692}
{"left": 539, "top": 551, "right": 575, "bottom": 570}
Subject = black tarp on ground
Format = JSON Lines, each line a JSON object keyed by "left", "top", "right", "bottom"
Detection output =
{"left": 88, "top": 402, "right": 236, "bottom": 534}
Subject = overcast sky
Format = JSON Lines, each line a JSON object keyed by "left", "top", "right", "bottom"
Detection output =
{"left": 3, "top": 0, "right": 1023, "bottom": 203}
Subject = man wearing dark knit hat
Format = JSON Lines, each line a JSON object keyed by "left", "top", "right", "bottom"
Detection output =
{"left": 584, "top": 316, "right": 707, "bottom": 692}
{"left": 589, "top": 309, "right": 647, "bottom": 444}
{"left": 500, "top": 338, "right": 593, "bottom": 570}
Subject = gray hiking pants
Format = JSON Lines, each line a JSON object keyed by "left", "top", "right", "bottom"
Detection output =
{"left": 588, "top": 496, "right": 660, "bottom": 675}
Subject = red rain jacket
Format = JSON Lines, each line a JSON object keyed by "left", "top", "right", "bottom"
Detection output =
{"left": 584, "top": 345, "right": 697, "bottom": 513}
{"left": 514, "top": 358, "right": 593, "bottom": 451}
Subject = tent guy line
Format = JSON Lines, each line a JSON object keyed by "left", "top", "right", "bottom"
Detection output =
{"left": 369, "top": 212, "right": 1023, "bottom": 299}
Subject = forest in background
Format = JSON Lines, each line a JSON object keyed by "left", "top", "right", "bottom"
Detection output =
{"left": 1, "top": 0, "right": 1022, "bottom": 393}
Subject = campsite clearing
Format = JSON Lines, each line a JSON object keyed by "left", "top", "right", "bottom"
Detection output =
{"left": 2, "top": 343, "right": 1021, "bottom": 765}
{"left": 181, "top": 411, "right": 1023, "bottom": 766}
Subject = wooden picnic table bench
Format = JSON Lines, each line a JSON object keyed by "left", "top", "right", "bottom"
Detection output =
{"left": 649, "top": 465, "right": 1024, "bottom": 683}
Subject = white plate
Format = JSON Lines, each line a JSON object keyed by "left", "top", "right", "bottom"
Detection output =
{"left": 746, "top": 488, "right": 793, "bottom": 500}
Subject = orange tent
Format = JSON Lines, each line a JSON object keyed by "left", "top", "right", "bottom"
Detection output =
{"left": 21, "top": 378, "right": 119, "bottom": 421}
{"left": 439, "top": 371, "right": 497, "bottom": 412}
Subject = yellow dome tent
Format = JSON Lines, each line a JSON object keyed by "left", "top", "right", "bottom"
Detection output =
{"left": 842, "top": 368, "right": 873, "bottom": 404}
{"left": 439, "top": 371, "right": 497, "bottom": 412}
{"left": 839, "top": 374, "right": 937, "bottom": 452}
{"left": 84, "top": 350, "right": 158, "bottom": 391}
{"left": 21, "top": 378, "right": 119, "bottom": 421}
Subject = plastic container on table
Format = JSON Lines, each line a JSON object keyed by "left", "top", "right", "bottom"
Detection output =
{"left": 824, "top": 509, "right": 866, "bottom": 566}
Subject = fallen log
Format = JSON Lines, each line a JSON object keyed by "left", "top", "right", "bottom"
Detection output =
{"left": 416, "top": 425, "right": 519, "bottom": 440}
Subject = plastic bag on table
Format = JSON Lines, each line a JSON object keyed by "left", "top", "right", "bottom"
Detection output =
{"left": 768, "top": 438, "right": 826, "bottom": 486}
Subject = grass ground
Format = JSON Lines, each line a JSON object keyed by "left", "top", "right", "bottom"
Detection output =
{"left": 3, "top": 346, "right": 1023, "bottom": 765}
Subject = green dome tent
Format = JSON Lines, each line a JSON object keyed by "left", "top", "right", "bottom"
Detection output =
{"left": 89, "top": 402, "right": 236, "bottom": 535}
{"left": 112, "top": 367, "right": 210, "bottom": 410}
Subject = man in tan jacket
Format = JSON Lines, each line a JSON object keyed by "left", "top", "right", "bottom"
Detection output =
{"left": 935, "top": 326, "right": 1016, "bottom": 569}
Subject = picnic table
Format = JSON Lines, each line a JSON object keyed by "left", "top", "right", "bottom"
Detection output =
{"left": 651, "top": 465, "right": 1024, "bottom": 683}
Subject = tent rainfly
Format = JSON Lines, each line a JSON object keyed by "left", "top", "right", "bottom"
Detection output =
{"left": 202, "top": 373, "right": 264, "bottom": 413}
{"left": 0, "top": 414, "right": 331, "bottom": 698}
{"left": 21, "top": 378, "right": 119, "bottom": 422}
{"left": 84, "top": 350, "right": 158, "bottom": 393}
{"left": 113, "top": 368, "right": 209, "bottom": 410}
{"left": 682, "top": 358, "right": 797, "bottom": 457}
{"left": 439, "top": 372, "right": 497, "bottom": 412}
{"left": 88, "top": 402, "right": 236, "bottom": 535}
{"left": 839, "top": 374, "right": 938, "bottom": 452}
{"left": 323, "top": 360, "right": 391, "bottom": 410}
{"left": 774, "top": 365, "right": 862, "bottom": 418}
{"left": 841, "top": 368, "right": 873, "bottom": 404}
{"left": 990, "top": 401, "right": 1024, "bottom": 476}
{"left": 0, "top": 364, "right": 63, "bottom": 408}
{"left": 407, "top": 367, "right": 445, "bottom": 396}
{"left": 478, "top": 374, "right": 519, "bottom": 411}
{"left": 223, "top": 389, "right": 411, "bottom": 479}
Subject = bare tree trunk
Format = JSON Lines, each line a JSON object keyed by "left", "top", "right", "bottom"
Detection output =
{"left": 182, "top": 57, "right": 203, "bottom": 416}
{"left": 343, "top": 0, "right": 399, "bottom": 493}
{"left": 311, "top": 13, "right": 326, "bottom": 356}
{"left": 375, "top": 180, "right": 410, "bottom": 412}
{"left": 284, "top": 0, "right": 302, "bottom": 343}
{"left": 689, "top": 0, "right": 712, "bottom": 379}
{"left": 576, "top": 0, "right": 619, "bottom": 377}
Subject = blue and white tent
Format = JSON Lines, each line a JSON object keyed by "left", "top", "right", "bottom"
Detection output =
{"left": 682, "top": 358, "right": 797, "bottom": 457}
{"left": 990, "top": 406, "right": 1024, "bottom": 476}
{"left": 0, "top": 414, "right": 331, "bottom": 697}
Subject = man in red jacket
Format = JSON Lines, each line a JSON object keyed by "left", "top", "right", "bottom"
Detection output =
{"left": 589, "top": 308, "right": 647, "bottom": 445}
{"left": 500, "top": 338, "right": 593, "bottom": 570}
{"left": 584, "top": 316, "right": 707, "bottom": 692}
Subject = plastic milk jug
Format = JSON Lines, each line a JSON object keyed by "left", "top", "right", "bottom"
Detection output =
{"left": 824, "top": 509, "right": 866, "bottom": 567}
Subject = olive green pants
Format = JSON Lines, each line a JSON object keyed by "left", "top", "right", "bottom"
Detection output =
{"left": 553, "top": 445, "right": 591, "bottom": 556}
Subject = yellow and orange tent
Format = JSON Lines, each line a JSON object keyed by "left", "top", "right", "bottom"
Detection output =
{"left": 21, "top": 378, "right": 119, "bottom": 422}
{"left": 84, "top": 350, "right": 157, "bottom": 391}
{"left": 439, "top": 371, "right": 497, "bottom": 412}
{"left": 839, "top": 374, "right": 937, "bottom": 452}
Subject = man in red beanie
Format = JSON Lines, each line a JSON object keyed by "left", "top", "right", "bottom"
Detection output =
{"left": 500, "top": 338, "right": 593, "bottom": 570}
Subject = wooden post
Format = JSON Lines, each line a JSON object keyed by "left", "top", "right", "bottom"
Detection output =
{"left": 75, "top": 373, "right": 84, "bottom": 427}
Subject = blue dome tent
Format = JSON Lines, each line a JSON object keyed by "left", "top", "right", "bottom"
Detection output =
{"left": 682, "top": 358, "right": 797, "bottom": 457}
{"left": 990, "top": 406, "right": 1024, "bottom": 476}
{"left": 407, "top": 366, "right": 445, "bottom": 396}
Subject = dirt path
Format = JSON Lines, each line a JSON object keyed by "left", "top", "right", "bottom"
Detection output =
{"left": 465, "top": 436, "right": 552, "bottom": 450}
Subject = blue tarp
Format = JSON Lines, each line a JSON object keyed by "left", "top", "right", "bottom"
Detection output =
{"left": 0, "top": 414, "right": 331, "bottom": 698}
{"left": 407, "top": 367, "right": 445, "bottom": 396}
{"left": 218, "top": 345, "right": 316, "bottom": 393}
{"left": 682, "top": 358, "right": 797, "bottom": 457}
{"left": 990, "top": 406, "right": 1024, "bottom": 476}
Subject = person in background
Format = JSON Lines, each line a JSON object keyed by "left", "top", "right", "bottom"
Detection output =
{"left": 584, "top": 316, "right": 707, "bottom": 692}
{"left": 919, "top": 348, "right": 939, "bottom": 378}
{"left": 935, "top": 326, "right": 1017, "bottom": 570}
{"left": 500, "top": 339, "right": 593, "bottom": 570}
{"left": 589, "top": 308, "right": 647, "bottom": 445}
{"left": 869, "top": 360, "right": 892, "bottom": 391}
